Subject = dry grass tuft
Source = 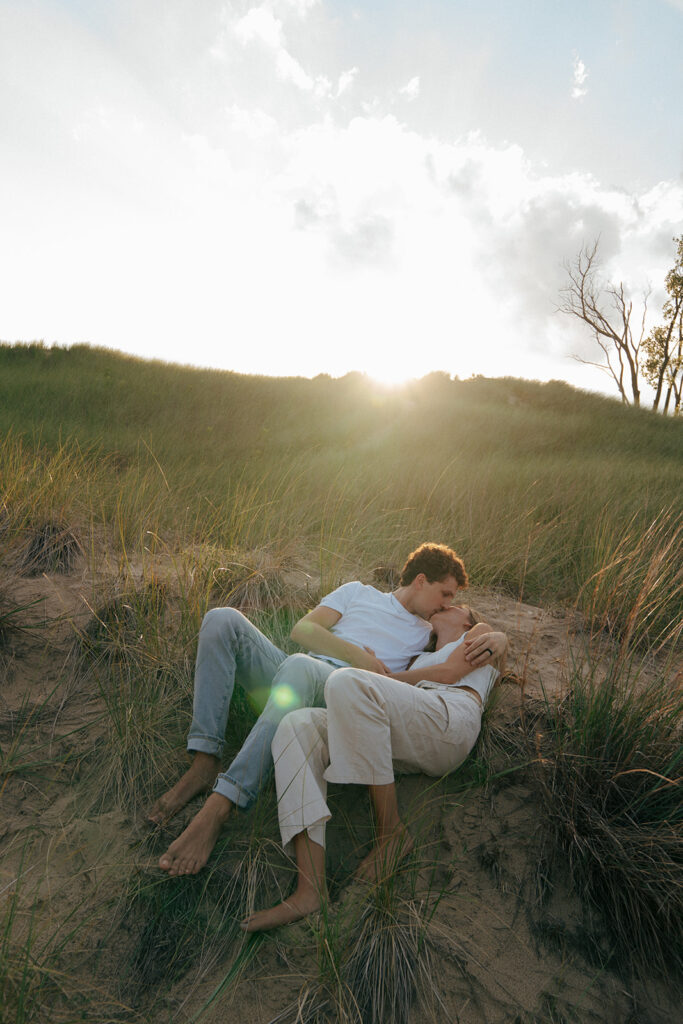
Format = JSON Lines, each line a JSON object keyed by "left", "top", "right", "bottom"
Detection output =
{"left": 18, "top": 521, "right": 83, "bottom": 576}
{"left": 75, "top": 579, "right": 168, "bottom": 671}
{"left": 121, "top": 829, "right": 284, "bottom": 999}
{"left": 534, "top": 658, "right": 683, "bottom": 981}
{"left": 211, "top": 562, "right": 286, "bottom": 613}
{"left": 343, "top": 895, "right": 441, "bottom": 1024}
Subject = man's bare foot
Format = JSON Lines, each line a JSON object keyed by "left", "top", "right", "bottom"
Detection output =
{"left": 158, "top": 792, "right": 232, "bottom": 876}
{"left": 147, "top": 753, "right": 220, "bottom": 826}
{"left": 240, "top": 889, "right": 322, "bottom": 932}
{"left": 355, "top": 825, "right": 413, "bottom": 883}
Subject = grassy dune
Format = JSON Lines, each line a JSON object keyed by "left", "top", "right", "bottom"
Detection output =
{"left": 1, "top": 341, "right": 681, "bottom": 1023}
{"left": 2, "top": 341, "right": 682, "bottom": 633}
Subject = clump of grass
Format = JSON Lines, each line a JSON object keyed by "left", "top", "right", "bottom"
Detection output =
{"left": 578, "top": 509, "right": 683, "bottom": 651}
{"left": 72, "top": 573, "right": 200, "bottom": 808}
{"left": 343, "top": 893, "right": 440, "bottom": 1024}
{"left": 536, "top": 654, "right": 683, "bottom": 981}
{"left": 269, "top": 827, "right": 448, "bottom": 1024}
{"left": 0, "top": 587, "right": 21, "bottom": 653}
{"left": 18, "top": 521, "right": 83, "bottom": 576}
{"left": 83, "top": 656, "right": 193, "bottom": 810}
{"left": 76, "top": 579, "right": 168, "bottom": 671}
{"left": 124, "top": 871, "right": 214, "bottom": 991}
{"left": 122, "top": 828, "right": 283, "bottom": 1000}
{"left": 210, "top": 560, "right": 287, "bottom": 613}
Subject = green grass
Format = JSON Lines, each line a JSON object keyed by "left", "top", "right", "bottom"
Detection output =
{"left": 2, "top": 341, "right": 682, "bottom": 635}
{"left": 536, "top": 648, "right": 682, "bottom": 981}
{"left": 1, "top": 341, "right": 682, "bottom": 1021}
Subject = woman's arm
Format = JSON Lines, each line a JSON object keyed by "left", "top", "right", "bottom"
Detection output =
{"left": 463, "top": 628, "right": 507, "bottom": 669}
{"left": 391, "top": 622, "right": 506, "bottom": 686}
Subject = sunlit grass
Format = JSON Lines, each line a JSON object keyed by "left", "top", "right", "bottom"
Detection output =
{"left": 1, "top": 343, "right": 682, "bottom": 1021}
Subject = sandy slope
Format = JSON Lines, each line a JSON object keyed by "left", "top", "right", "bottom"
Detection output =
{"left": 0, "top": 565, "right": 677, "bottom": 1024}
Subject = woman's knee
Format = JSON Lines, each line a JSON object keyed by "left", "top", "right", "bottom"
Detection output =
{"left": 324, "top": 668, "right": 363, "bottom": 706}
{"left": 276, "top": 707, "right": 313, "bottom": 733}
{"left": 272, "top": 707, "right": 327, "bottom": 758}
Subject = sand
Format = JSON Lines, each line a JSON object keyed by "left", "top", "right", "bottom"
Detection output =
{"left": 0, "top": 563, "right": 677, "bottom": 1024}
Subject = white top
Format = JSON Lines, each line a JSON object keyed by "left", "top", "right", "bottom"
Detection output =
{"left": 318, "top": 581, "right": 432, "bottom": 673}
{"left": 412, "top": 634, "right": 498, "bottom": 706}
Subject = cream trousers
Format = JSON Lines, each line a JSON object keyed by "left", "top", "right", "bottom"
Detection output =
{"left": 271, "top": 667, "right": 483, "bottom": 852}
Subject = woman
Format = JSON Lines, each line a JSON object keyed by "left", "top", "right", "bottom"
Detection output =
{"left": 241, "top": 606, "right": 506, "bottom": 932}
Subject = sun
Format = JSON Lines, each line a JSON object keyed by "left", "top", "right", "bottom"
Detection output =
{"left": 367, "top": 372, "right": 412, "bottom": 391}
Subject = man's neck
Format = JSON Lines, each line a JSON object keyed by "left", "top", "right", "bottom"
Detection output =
{"left": 392, "top": 586, "right": 414, "bottom": 614}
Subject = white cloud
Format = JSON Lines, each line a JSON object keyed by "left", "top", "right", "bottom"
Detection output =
{"left": 233, "top": 6, "right": 283, "bottom": 49}
{"left": 571, "top": 55, "right": 588, "bottom": 99}
{"left": 399, "top": 76, "right": 420, "bottom": 101}
{"left": 337, "top": 67, "right": 359, "bottom": 97}
{"left": 225, "top": 103, "right": 277, "bottom": 139}
{"left": 2, "top": 0, "right": 681, "bottom": 395}
{"left": 232, "top": 3, "right": 330, "bottom": 94}
{"left": 276, "top": 0, "right": 320, "bottom": 15}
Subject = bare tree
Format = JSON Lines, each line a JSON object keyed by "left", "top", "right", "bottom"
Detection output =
{"left": 642, "top": 236, "right": 683, "bottom": 414}
{"left": 560, "top": 241, "right": 647, "bottom": 406}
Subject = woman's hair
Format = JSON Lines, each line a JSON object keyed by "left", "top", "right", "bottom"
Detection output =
{"left": 423, "top": 604, "right": 481, "bottom": 652}
{"left": 400, "top": 543, "right": 468, "bottom": 588}
{"left": 464, "top": 605, "right": 481, "bottom": 627}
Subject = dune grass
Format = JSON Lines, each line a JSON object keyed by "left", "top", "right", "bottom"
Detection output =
{"left": 2, "top": 344, "right": 682, "bottom": 635}
{"left": 1, "top": 342, "right": 682, "bottom": 1021}
{"left": 536, "top": 651, "right": 682, "bottom": 980}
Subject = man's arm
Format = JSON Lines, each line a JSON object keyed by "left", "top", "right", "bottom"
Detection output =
{"left": 391, "top": 623, "right": 507, "bottom": 686}
{"left": 291, "top": 606, "right": 390, "bottom": 675}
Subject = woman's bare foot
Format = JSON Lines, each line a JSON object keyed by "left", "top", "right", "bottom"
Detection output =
{"left": 355, "top": 825, "right": 413, "bottom": 883}
{"left": 240, "top": 889, "right": 322, "bottom": 932}
{"left": 158, "top": 792, "right": 232, "bottom": 876}
{"left": 147, "top": 753, "right": 220, "bottom": 826}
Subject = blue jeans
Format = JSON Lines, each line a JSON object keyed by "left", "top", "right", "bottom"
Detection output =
{"left": 187, "top": 607, "right": 335, "bottom": 809}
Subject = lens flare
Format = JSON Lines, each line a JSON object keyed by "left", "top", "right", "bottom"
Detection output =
{"left": 272, "top": 683, "right": 298, "bottom": 709}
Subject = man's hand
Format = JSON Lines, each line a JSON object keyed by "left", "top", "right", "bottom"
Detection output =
{"left": 358, "top": 646, "right": 390, "bottom": 675}
{"left": 463, "top": 630, "right": 507, "bottom": 667}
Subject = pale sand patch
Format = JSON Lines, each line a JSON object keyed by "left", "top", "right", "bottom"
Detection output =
{"left": 0, "top": 565, "right": 677, "bottom": 1024}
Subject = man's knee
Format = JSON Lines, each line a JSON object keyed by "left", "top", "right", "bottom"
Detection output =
{"left": 266, "top": 654, "right": 319, "bottom": 714}
{"left": 200, "top": 606, "right": 249, "bottom": 640}
{"left": 273, "top": 653, "right": 324, "bottom": 691}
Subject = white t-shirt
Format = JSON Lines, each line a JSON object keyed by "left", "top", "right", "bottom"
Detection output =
{"left": 412, "top": 634, "right": 498, "bottom": 706}
{"left": 318, "top": 581, "right": 431, "bottom": 673}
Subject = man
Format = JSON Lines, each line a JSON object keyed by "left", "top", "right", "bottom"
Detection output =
{"left": 152, "top": 543, "right": 471, "bottom": 876}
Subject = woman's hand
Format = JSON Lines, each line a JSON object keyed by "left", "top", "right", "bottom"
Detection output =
{"left": 463, "top": 630, "right": 507, "bottom": 667}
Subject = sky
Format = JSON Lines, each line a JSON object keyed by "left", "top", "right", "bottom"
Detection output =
{"left": 1, "top": 0, "right": 682, "bottom": 392}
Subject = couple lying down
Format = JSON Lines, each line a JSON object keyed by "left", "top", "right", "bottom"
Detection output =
{"left": 149, "top": 543, "right": 507, "bottom": 932}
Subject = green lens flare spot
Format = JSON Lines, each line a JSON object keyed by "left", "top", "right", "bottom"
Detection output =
{"left": 272, "top": 684, "right": 297, "bottom": 709}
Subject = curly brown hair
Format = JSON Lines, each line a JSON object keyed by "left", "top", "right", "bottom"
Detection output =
{"left": 399, "top": 542, "right": 468, "bottom": 588}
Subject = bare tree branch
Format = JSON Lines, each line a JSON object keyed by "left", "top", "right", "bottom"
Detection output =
{"left": 560, "top": 241, "right": 644, "bottom": 405}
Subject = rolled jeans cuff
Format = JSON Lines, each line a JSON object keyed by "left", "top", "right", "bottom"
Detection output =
{"left": 187, "top": 735, "right": 224, "bottom": 758}
{"left": 213, "top": 772, "right": 254, "bottom": 809}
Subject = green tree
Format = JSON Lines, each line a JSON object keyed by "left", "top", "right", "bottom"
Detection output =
{"left": 642, "top": 236, "right": 683, "bottom": 414}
